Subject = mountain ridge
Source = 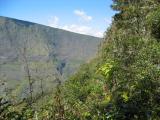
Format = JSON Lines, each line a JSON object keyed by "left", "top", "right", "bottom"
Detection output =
{"left": 0, "top": 16, "right": 102, "bottom": 38}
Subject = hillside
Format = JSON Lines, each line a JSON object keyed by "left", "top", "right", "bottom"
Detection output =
{"left": 0, "top": 16, "right": 101, "bottom": 99}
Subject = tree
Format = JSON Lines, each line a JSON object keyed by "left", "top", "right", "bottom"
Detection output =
{"left": 62, "top": 0, "right": 160, "bottom": 119}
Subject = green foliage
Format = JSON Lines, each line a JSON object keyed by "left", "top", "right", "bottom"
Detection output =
{"left": 0, "top": 97, "right": 35, "bottom": 120}
{"left": 59, "top": 0, "right": 160, "bottom": 119}
{"left": 147, "top": 6, "right": 160, "bottom": 40}
{"left": 97, "top": 60, "right": 114, "bottom": 78}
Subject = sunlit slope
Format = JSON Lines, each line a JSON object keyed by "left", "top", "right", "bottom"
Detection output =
{"left": 0, "top": 16, "right": 101, "bottom": 98}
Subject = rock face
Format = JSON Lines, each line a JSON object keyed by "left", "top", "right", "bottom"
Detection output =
{"left": 0, "top": 16, "right": 101, "bottom": 98}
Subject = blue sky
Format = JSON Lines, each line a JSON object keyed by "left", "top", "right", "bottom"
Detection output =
{"left": 0, "top": 0, "right": 115, "bottom": 37}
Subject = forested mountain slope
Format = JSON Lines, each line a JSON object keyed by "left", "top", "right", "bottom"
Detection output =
{"left": 0, "top": 16, "right": 101, "bottom": 99}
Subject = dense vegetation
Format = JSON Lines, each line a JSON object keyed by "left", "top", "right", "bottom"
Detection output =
{"left": 1, "top": 0, "right": 160, "bottom": 119}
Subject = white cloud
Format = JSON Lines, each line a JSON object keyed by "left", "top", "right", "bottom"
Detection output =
{"left": 48, "top": 16, "right": 59, "bottom": 28}
{"left": 105, "top": 18, "right": 112, "bottom": 27}
{"left": 95, "top": 31, "right": 103, "bottom": 38}
{"left": 62, "top": 24, "right": 91, "bottom": 34}
{"left": 62, "top": 24, "right": 103, "bottom": 37}
{"left": 74, "top": 10, "right": 92, "bottom": 22}
{"left": 47, "top": 16, "right": 103, "bottom": 37}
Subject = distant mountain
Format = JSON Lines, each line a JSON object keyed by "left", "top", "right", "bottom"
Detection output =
{"left": 0, "top": 16, "right": 102, "bottom": 99}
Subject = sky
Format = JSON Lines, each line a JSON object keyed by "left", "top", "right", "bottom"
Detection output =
{"left": 0, "top": 0, "right": 115, "bottom": 37}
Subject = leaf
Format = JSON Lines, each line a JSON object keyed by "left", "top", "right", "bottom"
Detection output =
{"left": 121, "top": 92, "right": 129, "bottom": 102}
